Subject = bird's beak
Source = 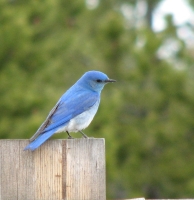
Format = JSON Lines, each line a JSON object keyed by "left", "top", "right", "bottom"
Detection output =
{"left": 105, "top": 79, "right": 116, "bottom": 83}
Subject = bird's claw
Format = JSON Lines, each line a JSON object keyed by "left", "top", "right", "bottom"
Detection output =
{"left": 68, "top": 136, "right": 74, "bottom": 139}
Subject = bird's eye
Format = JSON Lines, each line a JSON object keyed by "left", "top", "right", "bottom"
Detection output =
{"left": 96, "top": 79, "right": 102, "bottom": 83}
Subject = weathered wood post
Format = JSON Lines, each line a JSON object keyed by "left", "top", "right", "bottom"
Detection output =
{"left": 0, "top": 139, "right": 106, "bottom": 200}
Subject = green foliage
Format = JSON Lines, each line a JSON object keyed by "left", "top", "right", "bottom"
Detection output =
{"left": 1, "top": 0, "right": 194, "bottom": 198}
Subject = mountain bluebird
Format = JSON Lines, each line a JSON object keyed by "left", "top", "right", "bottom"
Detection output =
{"left": 24, "top": 70, "right": 116, "bottom": 151}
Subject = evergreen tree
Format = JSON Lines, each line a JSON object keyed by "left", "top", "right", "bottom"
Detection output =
{"left": 1, "top": 0, "right": 194, "bottom": 198}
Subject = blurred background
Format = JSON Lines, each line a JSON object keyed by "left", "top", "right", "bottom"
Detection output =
{"left": 1, "top": 0, "right": 194, "bottom": 198}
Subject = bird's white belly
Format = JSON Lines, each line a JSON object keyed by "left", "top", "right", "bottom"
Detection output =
{"left": 55, "top": 100, "right": 100, "bottom": 133}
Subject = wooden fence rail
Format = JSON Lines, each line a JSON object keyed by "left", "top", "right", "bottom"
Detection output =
{"left": 0, "top": 139, "right": 105, "bottom": 200}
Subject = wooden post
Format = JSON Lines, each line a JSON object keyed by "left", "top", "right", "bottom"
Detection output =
{"left": 0, "top": 139, "right": 106, "bottom": 200}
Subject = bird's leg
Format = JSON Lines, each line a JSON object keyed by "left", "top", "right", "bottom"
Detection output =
{"left": 66, "top": 131, "right": 74, "bottom": 139}
{"left": 79, "top": 130, "right": 88, "bottom": 138}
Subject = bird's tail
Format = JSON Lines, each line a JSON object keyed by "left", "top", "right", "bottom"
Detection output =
{"left": 24, "top": 130, "right": 56, "bottom": 151}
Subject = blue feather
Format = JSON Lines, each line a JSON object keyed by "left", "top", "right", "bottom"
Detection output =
{"left": 24, "top": 71, "right": 116, "bottom": 150}
{"left": 24, "top": 129, "right": 57, "bottom": 151}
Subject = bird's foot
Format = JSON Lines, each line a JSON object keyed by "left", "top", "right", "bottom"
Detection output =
{"left": 79, "top": 130, "right": 89, "bottom": 138}
{"left": 82, "top": 136, "right": 95, "bottom": 139}
{"left": 66, "top": 131, "right": 74, "bottom": 139}
{"left": 82, "top": 135, "right": 88, "bottom": 138}
{"left": 68, "top": 136, "right": 74, "bottom": 139}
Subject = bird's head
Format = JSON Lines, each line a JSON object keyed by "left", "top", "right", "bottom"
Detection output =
{"left": 78, "top": 71, "right": 116, "bottom": 92}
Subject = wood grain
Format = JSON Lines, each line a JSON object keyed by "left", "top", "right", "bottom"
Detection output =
{"left": 63, "top": 138, "right": 106, "bottom": 200}
{"left": 0, "top": 139, "right": 105, "bottom": 200}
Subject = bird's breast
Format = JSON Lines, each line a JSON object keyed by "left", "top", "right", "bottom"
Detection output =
{"left": 67, "top": 100, "right": 100, "bottom": 132}
{"left": 56, "top": 100, "right": 100, "bottom": 133}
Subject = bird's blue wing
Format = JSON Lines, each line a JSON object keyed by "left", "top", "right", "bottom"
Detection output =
{"left": 30, "top": 88, "right": 99, "bottom": 142}
{"left": 44, "top": 90, "right": 99, "bottom": 132}
{"left": 29, "top": 101, "right": 60, "bottom": 142}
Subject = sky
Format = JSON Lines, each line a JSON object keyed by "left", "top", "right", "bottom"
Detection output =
{"left": 87, "top": 0, "right": 194, "bottom": 46}
{"left": 153, "top": 0, "right": 194, "bottom": 31}
{"left": 153, "top": 0, "right": 194, "bottom": 47}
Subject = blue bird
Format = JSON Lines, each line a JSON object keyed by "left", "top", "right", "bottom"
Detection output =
{"left": 24, "top": 71, "right": 116, "bottom": 151}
